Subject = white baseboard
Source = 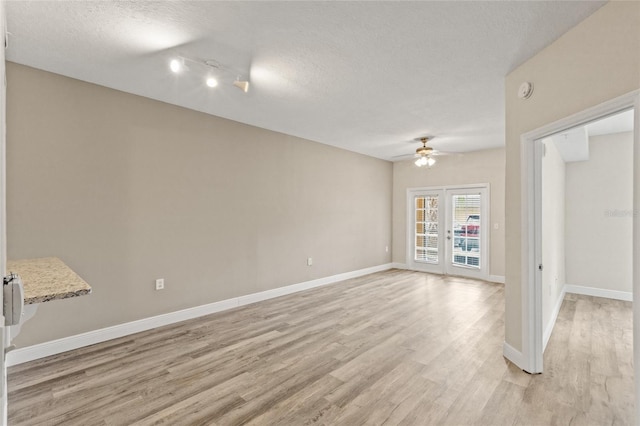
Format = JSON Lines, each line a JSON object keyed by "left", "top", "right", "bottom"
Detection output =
{"left": 487, "top": 275, "right": 505, "bottom": 284}
{"left": 565, "top": 284, "right": 632, "bottom": 302}
{"left": 503, "top": 341, "right": 526, "bottom": 371}
{"left": 390, "top": 265, "right": 504, "bottom": 284}
{"left": 543, "top": 286, "right": 566, "bottom": 352}
{"left": 7, "top": 263, "right": 392, "bottom": 366}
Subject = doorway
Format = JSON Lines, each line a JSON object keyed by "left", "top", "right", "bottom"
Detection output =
{"left": 539, "top": 109, "right": 634, "bottom": 350}
{"left": 407, "top": 185, "right": 489, "bottom": 280}
{"left": 518, "top": 90, "right": 639, "bottom": 376}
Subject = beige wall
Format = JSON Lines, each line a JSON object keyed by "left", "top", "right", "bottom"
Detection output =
{"left": 505, "top": 2, "right": 640, "bottom": 351}
{"left": 6, "top": 63, "right": 393, "bottom": 347}
{"left": 541, "top": 139, "right": 565, "bottom": 341}
{"left": 565, "top": 132, "right": 633, "bottom": 293}
{"left": 392, "top": 148, "right": 505, "bottom": 278}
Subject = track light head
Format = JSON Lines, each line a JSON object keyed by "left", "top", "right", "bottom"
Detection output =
{"left": 233, "top": 79, "right": 250, "bottom": 93}
{"left": 206, "top": 77, "right": 218, "bottom": 88}
{"left": 169, "top": 58, "right": 183, "bottom": 73}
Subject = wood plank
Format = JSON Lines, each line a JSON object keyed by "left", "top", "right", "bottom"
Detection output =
{"left": 7, "top": 270, "right": 633, "bottom": 425}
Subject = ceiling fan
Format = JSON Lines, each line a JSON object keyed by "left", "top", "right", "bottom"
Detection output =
{"left": 392, "top": 136, "right": 454, "bottom": 167}
{"left": 391, "top": 137, "right": 443, "bottom": 167}
{"left": 413, "top": 137, "right": 436, "bottom": 167}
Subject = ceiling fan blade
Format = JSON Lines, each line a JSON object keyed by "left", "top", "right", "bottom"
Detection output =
{"left": 430, "top": 150, "right": 458, "bottom": 156}
{"left": 391, "top": 153, "right": 417, "bottom": 160}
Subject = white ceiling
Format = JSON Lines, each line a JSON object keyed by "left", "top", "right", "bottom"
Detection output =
{"left": 586, "top": 109, "right": 635, "bottom": 137}
{"left": 550, "top": 109, "right": 634, "bottom": 163}
{"left": 5, "top": 1, "right": 606, "bottom": 161}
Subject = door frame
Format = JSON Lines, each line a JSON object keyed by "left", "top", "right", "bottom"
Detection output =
{"left": 406, "top": 188, "right": 445, "bottom": 274}
{"left": 518, "top": 90, "right": 640, "bottom": 376}
{"left": 0, "top": 2, "right": 8, "bottom": 424}
{"left": 445, "top": 186, "right": 489, "bottom": 280}
{"left": 406, "top": 183, "right": 490, "bottom": 280}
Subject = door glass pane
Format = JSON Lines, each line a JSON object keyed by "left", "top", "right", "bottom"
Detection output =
{"left": 451, "top": 194, "right": 481, "bottom": 269}
{"left": 415, "top": 195, "right": 438, "bottom": 263}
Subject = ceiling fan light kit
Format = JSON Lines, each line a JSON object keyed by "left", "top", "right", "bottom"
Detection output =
{"left": 169, "top": 56, "right": 250, "bottom": 93}
{"left": 415, "top": 156, "right": 436, "bottom": 167}
{"left": 414, "top": 137, "right": 436, "bottom": 168}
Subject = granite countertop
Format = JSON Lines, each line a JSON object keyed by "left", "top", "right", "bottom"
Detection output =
{"left": 6, "top": 257, "right": 92, "bottom": 304}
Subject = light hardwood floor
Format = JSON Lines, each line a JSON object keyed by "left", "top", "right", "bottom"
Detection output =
{"left": 8, "top": 270, "right": 634, "bottom": 425}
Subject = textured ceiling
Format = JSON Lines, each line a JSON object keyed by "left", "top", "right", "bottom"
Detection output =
{"left": 5, "top": 1, "right": 605, "bottom": 160}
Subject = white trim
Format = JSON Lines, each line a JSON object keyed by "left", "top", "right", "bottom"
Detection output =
{"left": 488, "top": 275, "right": 505, "bottom": 284}
{"left": 7, "top": 263, "right": 392, "bottom": 366}
{"left": 518, "top": 89, "right": 640, "bottom": 376}
{"left": 0, "top": 3, "right": 8, "bottom": 425}
{"left": 543, "top": 285, "right": 566, "bottom": 352}
{"left": 406, "top": 184, "right": 490, "bottom": 281}
{"left": 518, "top": 136, "right": 545, "bottom": 374}
{"left": 565, "top": 284, "right": 633, "bottom": 302}
{"left": 393, "top": 266, "right": 503, "bottom": 284}
{"left": 235, "top": 263, "right": 390, "bottom": 305}
{"left": 407, "top": 183, "right": 489, "bottom": 192}
{"left": 6, "top": 297, "right": 238, "bottom": 366}
{"left": 633, "top": 93, "right": 640, "bottom": 425}
{"left": 406, "top": 188, "right": 444, "bottom": 274}
{"left": 444, "top": 186, "right": 490, "bottom": 281}
{"left": 502, "top": 341, "right": 526, "bottom": 371}
{"left": 407, "top": 262, "right": 442, "bottom": 275}
{"left": 520, "top": 91, "right": 640, "bottom": 142}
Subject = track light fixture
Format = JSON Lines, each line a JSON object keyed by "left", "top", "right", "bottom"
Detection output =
{"left": 206, "top": 77, "right": 218, "bottom": 88}
{"left": 233, "top": 79, "right": 250, "bottom": 93}
{"left": 169, "top": 56, "right": 249, "bottom": 93}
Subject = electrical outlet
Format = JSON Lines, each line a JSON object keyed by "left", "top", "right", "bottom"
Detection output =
{"left": 307, "top": 257, "right": 313, "bottom": 266}
{"left": 385, "top": 246, "right": 389, "bottom": 253}
{"left": 155, "top": 278, "right": 165, "bottom": 290}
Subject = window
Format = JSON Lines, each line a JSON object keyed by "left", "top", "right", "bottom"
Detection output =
{"left": 451, "top": 194, "right": 481, "bottom": 269}
{"left": 415, "top": 195, "right": 439, "bottom": 263}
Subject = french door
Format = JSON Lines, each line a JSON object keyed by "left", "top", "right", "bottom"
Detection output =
{"left": 408, "top": 185, "right": 488, "bottom": 279}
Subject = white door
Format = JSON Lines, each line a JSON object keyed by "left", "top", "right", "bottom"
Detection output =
{"left": 445, "top": 188, "right": 488, "bottom": 279}
{"left": 408, "top": 186, "right": 488, "bottom": 279}
{"left": 408, "top": 190, "right": 444, "bottom": 273}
